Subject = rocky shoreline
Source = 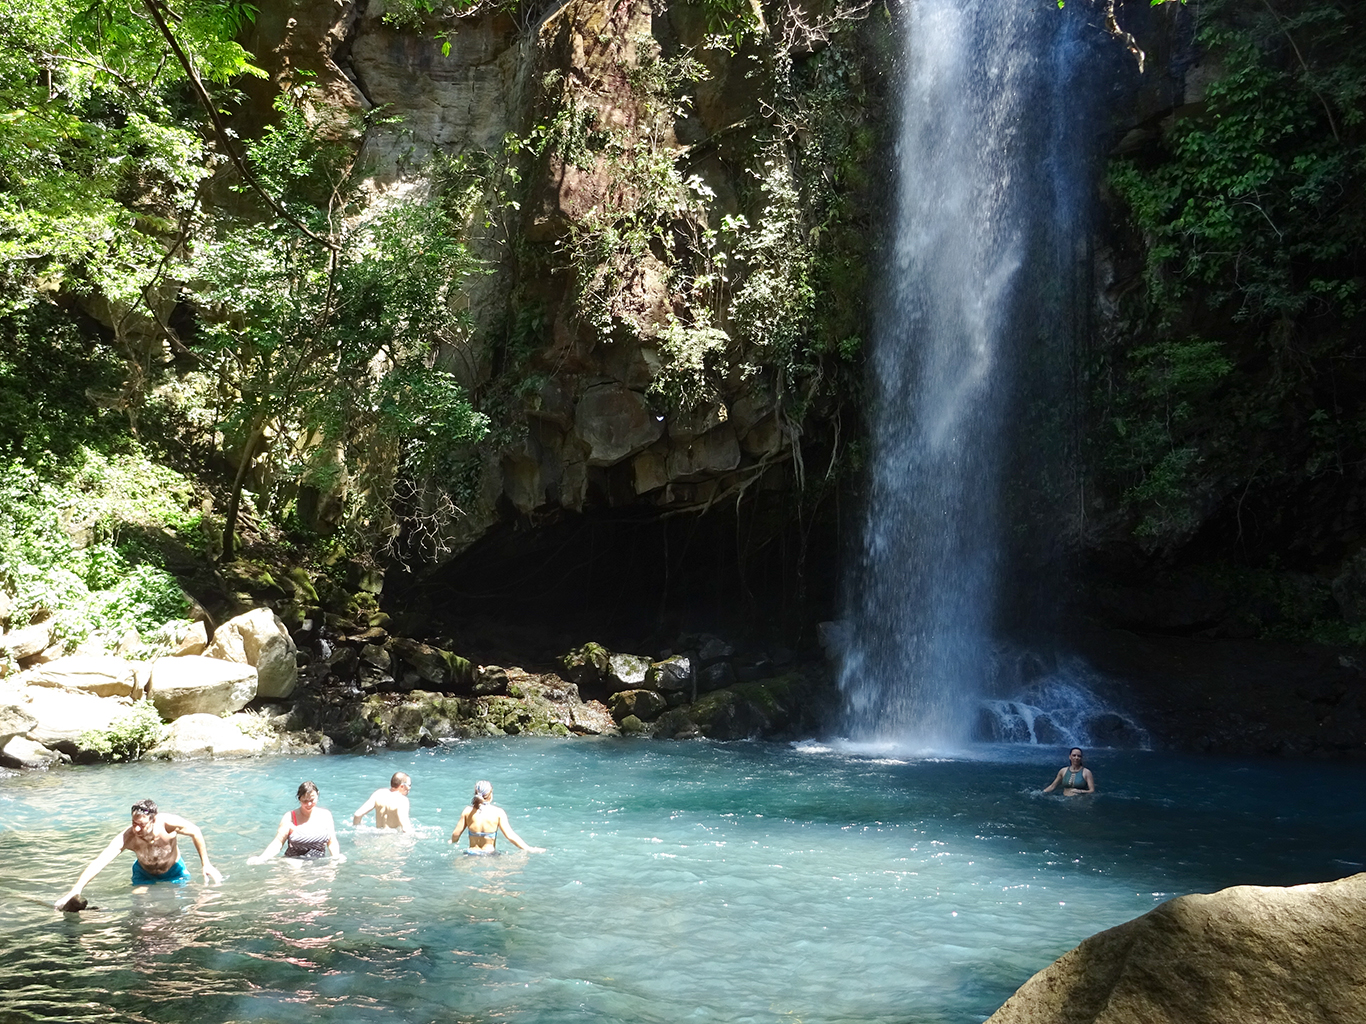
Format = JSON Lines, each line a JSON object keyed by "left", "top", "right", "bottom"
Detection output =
{"left": 0, "top": 593, "right": 836, "bottom": 769}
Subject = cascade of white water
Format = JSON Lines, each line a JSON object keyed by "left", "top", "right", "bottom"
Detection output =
{"left": 839, "top": 0, "right": 1099, "bottom": 749}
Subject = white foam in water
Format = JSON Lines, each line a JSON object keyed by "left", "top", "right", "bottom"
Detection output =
{"left": 977, "top": 656, "right": 1150, "bottom": 749}
{"left": 3, "top": 742, "right": 1363, "bottom": 1024}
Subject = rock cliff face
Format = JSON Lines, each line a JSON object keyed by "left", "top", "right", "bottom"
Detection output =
{"left": 239, "top": 0, "right": 883, "bottom": 591}
{"left": 986, "top": 872, "right": 1366, "bottom": 1024}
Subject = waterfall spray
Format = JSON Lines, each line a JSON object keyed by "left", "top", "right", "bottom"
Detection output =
{"left": 839, "top": 0, "right": 1102, "bottom": 749}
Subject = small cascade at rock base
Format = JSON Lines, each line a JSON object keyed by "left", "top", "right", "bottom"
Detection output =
{"left": 973, "top": 645, "right": 1150, "bottom": 749}
{"left": 837, "top": 0, "right": 1117, "bottom": 750}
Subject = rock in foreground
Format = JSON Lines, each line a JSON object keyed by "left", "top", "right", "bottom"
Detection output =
{"left": 986, "top": 873, "right": 1366, "bottom": 1024}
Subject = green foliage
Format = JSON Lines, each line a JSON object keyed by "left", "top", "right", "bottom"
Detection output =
{"left": 190, "top": 88, "right": 488, "bottom": 557}
{"left": 0, "top": 0, "right": 263, "bottom": 312}
{"left": 1110, "top": 10, "right": 1363, "bottom": 324}
{"left": 78, "top": 700, "right": 166, "bottom": 762}
{"left": 1104, "top": 338, "right": 1233, "bottom": 536}
{"left": 0, "top": 448, "right": 195, "bottom": 651}
{"left": 1098, "top": 0, "right": 1365, "bottom": 551}
{"left": 0, "top": 302, "right": 130, "bottom": 464}
{"left": 650, "top": 314, "right": 733, "bottom": 410}
{"left": 698, "top": 0, "right": 761, "bottom": 50}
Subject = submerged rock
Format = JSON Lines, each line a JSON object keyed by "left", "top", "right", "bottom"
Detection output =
{"left": 986, "top": 873, "right": 1366, "bottom": 1024}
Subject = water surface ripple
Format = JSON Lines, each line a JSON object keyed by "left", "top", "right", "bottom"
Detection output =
{"left": 2, "top": 742, "right": 1363, "bottom": 1023}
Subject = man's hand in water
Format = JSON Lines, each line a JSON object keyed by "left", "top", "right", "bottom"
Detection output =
{"left": 203, "top": 863, "right": 224, "bottom": 884}
{"left": 54, "top": 889, "right": 85, "bottom": 911}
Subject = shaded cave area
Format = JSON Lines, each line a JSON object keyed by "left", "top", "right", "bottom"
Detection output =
{"left": 384, "top": 495, "right": 846, "bottom": 673}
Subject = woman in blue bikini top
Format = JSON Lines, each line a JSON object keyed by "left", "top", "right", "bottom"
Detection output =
{"left": 450, "top": 780, "right": 540, "bottom": 853}
{"left": 1043, "top": 748, "right": 1096, "bottom": 796}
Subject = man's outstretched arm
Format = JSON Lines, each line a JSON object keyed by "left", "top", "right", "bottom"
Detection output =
{"left": 55, "top": 831, "right": 126, "bottom": 908}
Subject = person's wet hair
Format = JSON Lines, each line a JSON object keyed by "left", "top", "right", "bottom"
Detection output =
{"left": 472, "top": 781, "right": 492, "bottom": 808}
{"left": 391, "top": 772, "right": 410, "bottom": 789}
{"left": 131, "top": 799, "right": 157, "bottom": 817}
{"left": 297, "top": 781, "right": 320, "bottom": 801}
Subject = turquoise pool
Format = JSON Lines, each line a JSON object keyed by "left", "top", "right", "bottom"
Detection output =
{"left": 1, "top": 741, "right": 1362, "bottom": 1023}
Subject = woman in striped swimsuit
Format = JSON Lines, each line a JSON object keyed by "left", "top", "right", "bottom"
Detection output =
{"left": 249, "top": 781, "right": 346, "bottom": 863}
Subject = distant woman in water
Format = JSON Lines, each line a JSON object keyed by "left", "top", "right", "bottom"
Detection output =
{"left": 249, "top": 781, "right": 346, "bottom": 863}
{"left": 450, "top": 780, "right": 540, "bottom": 853}
{"left": 1043, "top": 748, "right": 1096, "bottom": 796}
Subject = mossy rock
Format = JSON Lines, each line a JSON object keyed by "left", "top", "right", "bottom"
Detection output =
{"left": 286, "top": 568, "right": 320, "bottom": 603}
{"left": 561, "top": 642, "right": 611, "bottom": 686}
{"left": 653, "top": 707, "right": 701, "bottom": 739}
{"left": 688, "top": 671, "right": 834, "bottom": 740}
{"left": 608, "top": 688, "right": 667, "bottom": 722}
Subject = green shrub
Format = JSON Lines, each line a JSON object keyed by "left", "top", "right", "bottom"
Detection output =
{"left": 78, "top": 702, "right": 167, "bottom": 762}
{"left": 1, "top": 447, "right": 196, "bottom": 652}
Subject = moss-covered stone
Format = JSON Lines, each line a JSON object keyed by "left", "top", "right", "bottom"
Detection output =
{"left": 608, "top": 688, "right": 667, "bottom": 722}
{"left": 560, "top": 642, "right": 611, "bottom": 686}
{"left": 286, "top": 567, "right": 320, "bottom": 603}
{"left": 688, "top": 670, "right": 836, "bottom": 740}
{"left": 653, "top": 706, "right": 701, "bottom": 739}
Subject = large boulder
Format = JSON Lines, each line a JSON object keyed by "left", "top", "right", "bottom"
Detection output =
{"left": 172, "top": 620, "right": 209, "bottom": 656}
{"left": 0, "top": 703, "right": 37, "bottom": 747}
{"left": 574, "top": 384, "right": 664, "bottom": 467}
{"left": 387, "top": 637, "right": 473, "bottom": 690}
{"left": 607, "top": 653, "right": 652, "bottom": 688}
{"left": 25, "top": 656, "right": 139, "bottom": 698}
{"left": 560, "top": 642, "right": 611, "bottom": 687}
{"left": 568, "top": 700, "right": 617, "bottom": 736}
{"left": 1, "top": 618, "right": 55, "bottom": 661}
{"left": 1, "top": 734, "right": 63, "bottom": 768}
{"left": 148, "top": 656, "right": 257, "bottom": 719}
{"left": 608, "top": 688, "right": 667, "bottom": 722}
{"left": 665, "top": 425, "right": 741, "bottom": 481}
{"left": 205, "top": 608, "right": 298, "bottom": 699}
{"left": 21, "top": 686, "right": 134, "bottom": 749}
{"left": 688, "top": 671, "right": 836, "bottom": 741}
{"left": 646, "top": 655, "right": 693, "bottom": 693}
{"left": 149, "top": 713, "right": 270, "bottom": 759}
{"left": 986, "top": 873, "right": 1366, "bottom": 1024}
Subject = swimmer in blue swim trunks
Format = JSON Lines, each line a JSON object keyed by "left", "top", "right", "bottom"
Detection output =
{"left": 450, "top": 781, "right": 542, "bottom": 853}
{"left": 55, "top": 799, "right": 223, "bottom": 908}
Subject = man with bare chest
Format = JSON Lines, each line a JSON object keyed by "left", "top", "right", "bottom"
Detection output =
{"left": 353, "top": 772, "right": 413, "bottom": 832}
{"left": 55, "top": 799, "right": 223, "bottom": 909}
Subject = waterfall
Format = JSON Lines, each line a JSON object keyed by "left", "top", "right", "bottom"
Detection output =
{"left": 839, "top": 0, "right": 1105, "bottom": 748}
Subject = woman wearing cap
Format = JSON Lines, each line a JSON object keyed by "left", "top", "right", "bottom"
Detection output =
{"left": 450, "top": 781, "right": 540, "bottom": 853}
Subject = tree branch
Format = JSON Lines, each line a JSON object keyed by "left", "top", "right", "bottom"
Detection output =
{"left": 141, "top": 0, "right": 339, "bottom": 251}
